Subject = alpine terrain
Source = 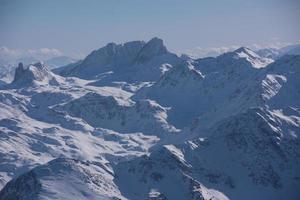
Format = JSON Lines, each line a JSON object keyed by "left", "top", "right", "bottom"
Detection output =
{"left": 0, "top": 38, "right": 299, "bottom": 200}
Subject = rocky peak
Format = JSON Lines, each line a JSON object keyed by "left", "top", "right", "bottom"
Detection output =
{"left": 227, "top": 47, "right": 273, "bottom": 68}
{"left": 14, "top": 62, "right": 25, "bottom": 81}
{"left": 82, "top": 40, "right": 145, "bottom": 67}
{"left": 12, "top": 62, "right": 56, "bottom": 86}
{"left": 135, "top": 37, "right": 169, "bottom": 64}
{"left": 157, "top": 61, "right": 204, "bottom": 87}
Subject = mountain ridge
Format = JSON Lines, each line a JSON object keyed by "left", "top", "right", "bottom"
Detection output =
{"left": 0, "top": 38, "right": 299, "bottom": 200}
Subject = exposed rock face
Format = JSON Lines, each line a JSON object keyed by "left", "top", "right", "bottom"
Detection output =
{"left": 0, "top": 40, "right": 300, "bottom": 200}
{"left": 53, "top": 37, "right": 181, "bottom": 83}
{"left": 12, "top": 62, "right": 59, "bottom": 87}
{"left": 134, "top": 37, "right": 169, "bottom": 64}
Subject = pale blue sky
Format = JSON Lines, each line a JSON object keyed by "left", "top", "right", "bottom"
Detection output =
{"left": 0, "top": 0, "right": 299, "bottom": 58}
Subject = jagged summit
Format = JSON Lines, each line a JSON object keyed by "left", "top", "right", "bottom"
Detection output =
{"left": 81, "top": 40, "right": 145, "bottom": 68}
{"left": 90, "top": 37, "right": 169, "bottom": 65}
{"left": 13, "top": 62, "right": 25, "bottom": 80}
{"left": 12, "top": 62, "right": 59, "bottom": 87}
{"left": 1, "top": 39, "right": 300, "bottom": 200}
{"left": 233, "top": 46, "right": 252, "bottom": 53}
{"left": 194, "top": 46, "right": 273, "bottom": 74}
{"left": 157, "top": 61, "right": 204, "bottom": 86}
{"left": 135, "top": 37, "right": 169, "bottom": 64}
{"left": 14, "top": 62, "right": 46, "bottom": 81}
{"left": 180, "top": 54, "right": 194, "bottom": 61}
{"left": 54, "top": 37, "right": 180, "bottom": 82}
{"left": 228, "top": 47, "right": 273, "bottom": 68}
{"left": 69, "top": 37, "right": 168, "bottom": 69}
{"left": 233, "top": 47, "right": 263, "bottom": 59}
{"left": 133, "top": 61, "right": 205, "bottom": 127}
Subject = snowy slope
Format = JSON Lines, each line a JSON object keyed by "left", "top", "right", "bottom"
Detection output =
{"left": 0, "top": 40, "right": 299, "bottom": 200}
{"left": 134, "top": 47, "right": 273, "bottom": 127}
{"left": 0, "top": 62, "right": 160, "bottom": 190}
{"left": 10, "top": 62, "right": 62, "bottom": 88}
{"left": 54, "top": 37, "right": 181, "bottom": 85}
{"left": 115, "top": 144, "right": 229, "bottom": 200}
{"left": 134, "top": 49, "right": 299, "bottom": 129}
{"left": 133, "top": 61, "right": 205, "bottom": 127}
{"left": 0, "top": 158, "right": 124, "bottom": 200}
{"left": 114, "top": 106, "right": 300, "bottom": 199}
{"left": 0, "top": 56, "right": 76, "bottom": 85}
{"left": 55, "top": 92, "right": 179, "bottom": 136}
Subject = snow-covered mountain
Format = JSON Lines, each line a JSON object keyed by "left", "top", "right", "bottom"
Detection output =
{"left": 54, "top": 92, "right": 178, "bottom": 136}
{"left": 117, "top": 107, "right": 299, "bottom": 200}
{"left": 134, "top": 47, "right": 273, "bottom": 127}
{"left": 0, "top": 158, "right": 124, "bottom": 200}
{"left": 54, "top": 37, "right": 181, "bottom": 85}
{"left": 256, "top": 44, "right": 300, "bottom": 60}
{"left": 11, "top": 62, "right": 62, "bottom": 88}
{"left": 0, "top": 38, "right": 299, "bottom": 200}
{"left": 0, "top": 56, "right": 77, "bottom": 86}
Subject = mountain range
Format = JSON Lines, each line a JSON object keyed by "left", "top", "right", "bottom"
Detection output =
{"left": 0, "top": 56, "right": 77, "bottom": 86}
{"left": 0, "top": 38, "right": 299, "bottom": 200}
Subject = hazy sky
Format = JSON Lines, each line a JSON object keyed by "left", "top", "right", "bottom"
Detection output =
{"left": 0, "top": 0, "right": 299, "bottom": 59}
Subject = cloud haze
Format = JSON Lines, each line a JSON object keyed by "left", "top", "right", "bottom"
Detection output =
{"left": 0, "top": 46, "right": 64, "bottom": 61}
{"left": 184, "top": 41, "right": 300, "bottom": 58}
{"left": 0, "top": 0, "right": 299, "bottom": 58}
